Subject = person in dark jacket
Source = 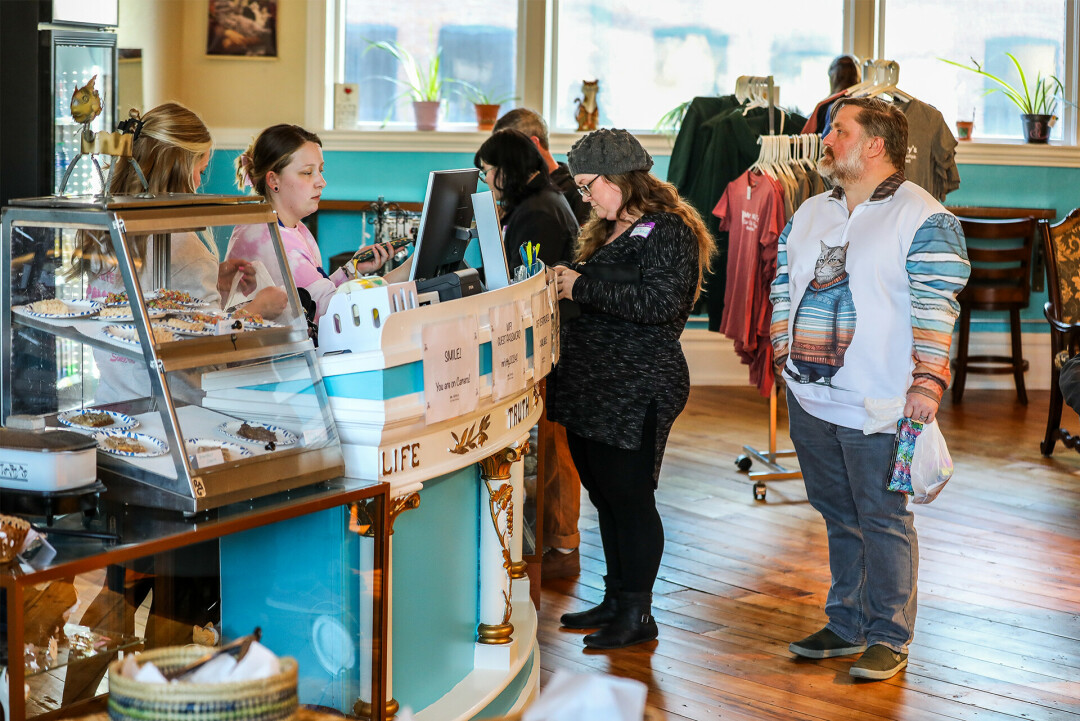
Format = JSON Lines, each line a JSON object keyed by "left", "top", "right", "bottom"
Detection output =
{"left": 474, "top": 129, "right": 579, "bottom": 272}
{"left": 550, "top": 129, "right": 716, "bottom": 649}
{"left": 492, "top": 108, "right": 592, "bottom": 226}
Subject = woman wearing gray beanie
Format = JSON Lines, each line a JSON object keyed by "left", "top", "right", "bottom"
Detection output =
{"left": 547, "top": 128, "right": 716, "bottom": 649}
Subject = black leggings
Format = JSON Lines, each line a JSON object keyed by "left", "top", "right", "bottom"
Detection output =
{"left": 565, "top": 403, "right": 664, "bottom": 593}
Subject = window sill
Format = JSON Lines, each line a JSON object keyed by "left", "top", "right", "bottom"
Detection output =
{"left": 212, "top": 127, "right": 1080, "bottom": 167}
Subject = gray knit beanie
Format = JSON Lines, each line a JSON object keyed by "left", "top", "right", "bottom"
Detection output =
{"left": 567, "top": 128, "right": 653, "bottom": 177}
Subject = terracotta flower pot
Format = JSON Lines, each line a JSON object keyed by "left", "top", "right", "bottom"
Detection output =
{"left": 474, "top": 104, "right": 501, "bottom": 131}
{"left": 412, "top": 100, "right": 441, "bottom": 131}
{"left": 955, "top": 120, "right": 974, "bottom": 141}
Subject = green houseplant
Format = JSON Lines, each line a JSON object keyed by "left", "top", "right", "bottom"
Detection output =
{"left": 941, "top": 53, "right": 1067, "bottom": 143}
{"left": 367, "top": 40, "right": 448, "bottom": 131}
{"left": 456, "top": 81, "right": 517, "bottom": 131}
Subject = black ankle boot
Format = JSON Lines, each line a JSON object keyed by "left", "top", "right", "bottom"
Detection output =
{"left": 582, "top": 591, "right": 658, "bottom": 649}
{"left": 560, "top": 577, "right": 621, "bottom": 629}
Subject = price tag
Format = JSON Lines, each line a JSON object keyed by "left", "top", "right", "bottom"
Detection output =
{"left": 216, "top": 319, "right": 242, "bottom": 335}
{"left": 195, "top": 449, "right": 225, "bottom": 468}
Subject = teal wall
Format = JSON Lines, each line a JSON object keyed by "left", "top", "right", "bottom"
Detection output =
{"left": 204, "top": 147, "right": 1080, "bottom": 331}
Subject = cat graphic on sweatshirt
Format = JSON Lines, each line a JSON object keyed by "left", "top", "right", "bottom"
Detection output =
{"left": 786, "top": 241, "right": 856, "bottom": 387}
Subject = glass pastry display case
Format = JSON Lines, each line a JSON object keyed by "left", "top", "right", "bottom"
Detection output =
{"left": 1, "top": 477, "right": 390, "bottom": 721}
{"left": 1, "top": 194, "right": 344, "bottom": 513}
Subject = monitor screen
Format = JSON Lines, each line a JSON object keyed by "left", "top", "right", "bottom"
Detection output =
{"left": 409, "top": 169, "right": 480, "bottom": 282}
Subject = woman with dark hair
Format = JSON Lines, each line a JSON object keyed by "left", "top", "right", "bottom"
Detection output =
{"left": 474, "top": 129, "right": 579, "bottom": 270}
{"left": 549, "top": 129, "right": 716, "bottom": 650}
{"left": 226, "top": 124, "right": 392, "bottom": 321}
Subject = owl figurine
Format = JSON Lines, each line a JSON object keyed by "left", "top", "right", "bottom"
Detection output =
{"left": 70, "top": 75, "right": 103, "bottom": 125}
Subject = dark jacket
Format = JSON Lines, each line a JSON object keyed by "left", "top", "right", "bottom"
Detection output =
{"left": 548, "top": 212, "right": 699, "bottom": 483}
{"left": 502, "top": 175, "right": 579, "bottom": 270}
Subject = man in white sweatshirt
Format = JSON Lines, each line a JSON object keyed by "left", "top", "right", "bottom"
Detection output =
{"left": 770, "top": 97, "right": 970, "bottom": 680}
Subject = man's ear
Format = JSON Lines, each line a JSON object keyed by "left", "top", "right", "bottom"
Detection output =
{"left": 866, "top": 135, "right": 888, "bottom": 161}
{"left": 529, "top": 136, "right": 543, "bottom": 152}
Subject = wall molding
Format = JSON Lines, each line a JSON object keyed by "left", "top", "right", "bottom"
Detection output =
{"left": 212, "top": 125, "right": 1080, "bottom": 167}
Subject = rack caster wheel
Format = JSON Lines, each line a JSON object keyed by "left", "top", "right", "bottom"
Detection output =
{"left": 753, "top": 482, "right": 767, "bottom": 501}
{"left": 736, "top": 454, "right": 753, "bottom": 472}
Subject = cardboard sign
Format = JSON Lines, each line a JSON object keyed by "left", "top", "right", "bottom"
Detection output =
{"left": 422, "top": 316, "right": 480, "bottom": 424}
{"left": 489, "top": 302, "right": 526, "bottom": 402}
{"left": 531, "top": 289, "right": 553, "bottom": 380}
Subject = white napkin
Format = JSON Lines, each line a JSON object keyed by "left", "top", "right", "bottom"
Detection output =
{"left": 523, "top": 671, "right": 647, "bottom": 721}
{"left": 121, "top": 641, "right": 279, "bottom": 684}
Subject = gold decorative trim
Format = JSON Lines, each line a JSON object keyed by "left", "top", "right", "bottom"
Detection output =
{"left": 477, "top": 441, "right": 529, "bottom": 481}
{"left": 388, "top": 492, "right": 420, "bottom": 535}
{"left": 508, "top": 560, "right": 528, "bottom": 580}
{"left": 477, "top": 621, "right": 514, "bottom": 645}
{"left": 353, "top": 697, "right": 400, "bottom": 719}
{"left": 449, "top": 414, "right": 491, "bottom": 455}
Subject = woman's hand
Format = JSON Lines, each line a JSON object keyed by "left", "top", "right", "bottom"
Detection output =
{"left": 904, "top": 392, "right": 940, "bottom": 424}
{"left": 351, "top": 242, "right": 393, "bottom": 276}
{"left": 553, "top": 265, "right": 580, "bottom": 301}
{"left": 217, "top": 258, "right": 256, "bottom": 298}
{"left": 246, "top": 286, "right": 288, "bottom": 319}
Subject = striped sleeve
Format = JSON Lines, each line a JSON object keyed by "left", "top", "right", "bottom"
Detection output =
{"left": 769, "top": 219, "right": 795, "bottom": 366}
{"left": 906, "top": 212, "right": 971, "bottom": 401}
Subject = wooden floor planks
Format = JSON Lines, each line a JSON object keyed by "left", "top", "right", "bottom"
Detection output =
{"left": 538, "top": 387, "right": 1080, "bottom": 720}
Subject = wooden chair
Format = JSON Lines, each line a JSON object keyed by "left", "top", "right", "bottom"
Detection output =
{"left": 1040, "top": 210, "right": 1080, "bottom": 455}
{"left": 951, "top": 217, "right": 1038, "bottom": 405}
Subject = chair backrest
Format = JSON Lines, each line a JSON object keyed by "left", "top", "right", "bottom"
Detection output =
{"left": 1043, "top": 208, "right": 1080, "bottom": 326}
{"left": 956, "top": 216, "right": 1037, "bottom": 309}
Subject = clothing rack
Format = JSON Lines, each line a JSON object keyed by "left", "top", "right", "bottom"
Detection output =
{"left": 733, "top": 119, "right": 816, "bottom": 500}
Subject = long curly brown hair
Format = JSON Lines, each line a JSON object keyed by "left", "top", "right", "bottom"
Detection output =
{"left": 575, "top": 171, "right": 715, "bottom": 301}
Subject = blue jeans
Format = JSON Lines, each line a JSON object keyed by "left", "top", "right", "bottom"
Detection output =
{"left": 787, "top": 394, "right": 918, "bottom": 652}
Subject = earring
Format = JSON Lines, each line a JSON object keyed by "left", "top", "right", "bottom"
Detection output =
{"left": 273, "top": 186, "right": 279, "bottom": 192}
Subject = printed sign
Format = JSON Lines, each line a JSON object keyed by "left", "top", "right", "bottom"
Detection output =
{"left": 531, "top": 289, "right": 553, "bottom": 380}
{"left": 334, "top": 83, "right": 360, "bottom": 129}
{"left": 422, "top": 316, "right": 480, "bottom": 424}
{"left": 489, "top": 302, "right": 526, "bottom": 402}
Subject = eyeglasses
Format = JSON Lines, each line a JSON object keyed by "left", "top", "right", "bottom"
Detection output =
{"left": 577, "top": 175, "right": 601, "bottom": 198}
{"left": 479, "top": 166, "right": 494, "bottom": 184}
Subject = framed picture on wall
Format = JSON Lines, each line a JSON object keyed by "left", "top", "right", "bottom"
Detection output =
{"left": 206, "top": 0, "right": 278, "bottom": 58}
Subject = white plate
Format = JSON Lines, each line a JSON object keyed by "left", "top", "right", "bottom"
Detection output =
{"left": 102, "top": 290, "right": 159, "bottom": 307}
{"left": 185, "top": 438, "right": 254, "bottom": 465}
{"left": 158, "top": 318, "right": 215, "bottom": 336}
{"left": 217, "top": 420, "right": 297, "bottom": 447}
{"left": 57, "top": 409, "right": 139, "bottom": 432}
{"left": 152, "top": 289, "right": 208, "bottom": 307}
{"left": 22, "top": 300, "right": 101, "bottom": 319}
{"left": 92, "top": 430, "right": 168, "bottom": 458}
{"left": 95, "top": 306, "right": 168, "bottom": 322}
{"left": 228, "top": 314, "right": 280, "bottom": 330}
{"left": 102, "top": 324, "right": 176, "bottom": 346}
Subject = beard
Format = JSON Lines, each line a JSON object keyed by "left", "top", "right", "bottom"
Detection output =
{"left": 818, "top": 141, "right": 866, "bottom": 187}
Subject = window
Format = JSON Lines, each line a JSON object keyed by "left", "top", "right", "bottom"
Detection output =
{"left": 340, "top": 0, "right": 517, "bottom": 127}
{"left": 882, "top": 0, "right": 1067, "bottom": 141}
{"left": 551, "top": 0, "right": 844, "bottom": 132}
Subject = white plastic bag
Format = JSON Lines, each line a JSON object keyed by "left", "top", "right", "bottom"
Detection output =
{"left": 907, "top": 420, "right": 953, "bottom": 503}
{"left": 864, "top": 396, "right": 953, "bottom": 504}
{"left": 224, "top": 259, "right": 277, "bottom": 311}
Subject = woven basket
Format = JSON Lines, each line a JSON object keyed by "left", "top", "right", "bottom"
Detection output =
{"left": 0, "top": 514, "right": 30, "bottom": 564}
{"left": 107, "top": 646, "right": 299, "bottom": 721}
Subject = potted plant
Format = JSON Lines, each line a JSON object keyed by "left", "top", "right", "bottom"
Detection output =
{"left": 367, "top": 40, "right": 448, "bottom": 131}
{"left": 941, "top": 53, "right": 1067, "bottom": 143}
{"left": 456, "top": 82, "right": 517, "bottom": 131}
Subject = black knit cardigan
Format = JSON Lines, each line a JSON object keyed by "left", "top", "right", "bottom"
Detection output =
{"left": 548, "top": 211, "right": 699, "bottom": 483}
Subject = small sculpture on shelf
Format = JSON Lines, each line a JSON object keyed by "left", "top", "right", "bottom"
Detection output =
{"left": 57, "top": 75, "right": 151, "bottom": 198}
{"left": 574, "top": 79, "right": 599, "bottom": 132}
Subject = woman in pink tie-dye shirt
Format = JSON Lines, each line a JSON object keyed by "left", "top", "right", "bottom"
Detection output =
{"left": 226, "top": 124, "right": 391, "bottom": 320}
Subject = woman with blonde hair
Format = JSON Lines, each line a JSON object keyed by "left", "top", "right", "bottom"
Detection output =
{"left": 549, "top": 128, "right": 715, "bottom": 649}
{"left": 72, "top": 102, "right": 286, "bottom": 402}
{"left": 226, "top": 124, "right": 391, "bottom": 323}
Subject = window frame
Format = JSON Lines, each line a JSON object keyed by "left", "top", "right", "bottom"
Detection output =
{"left": 276, "top": 0, "right": 1080, "bottom": 168}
